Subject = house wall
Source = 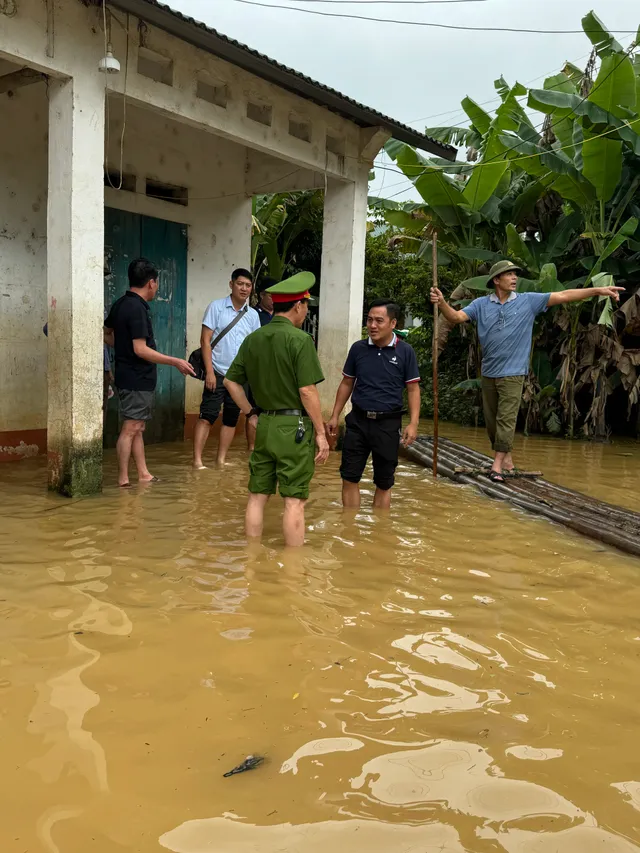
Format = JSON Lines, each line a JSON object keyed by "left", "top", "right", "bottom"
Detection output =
{"left": 0, "top": 85, "right": 251, "bottom": 457}
{"left": 0, "top": 82, "right": 48, "bottom": 459}
{"left": 1, "top": 0, "right": 363, "bottom": 182}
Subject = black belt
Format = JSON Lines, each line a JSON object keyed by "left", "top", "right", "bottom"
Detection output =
{"left": 352, "top": 404, "right": 405, "bottom": 421}
{"left": 261, "top": 408, "right": 308, "bottom": 417}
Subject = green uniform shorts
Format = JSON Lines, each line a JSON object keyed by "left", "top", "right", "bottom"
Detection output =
{"left": 249, "top": 414, "right": 316, "bottom": 500}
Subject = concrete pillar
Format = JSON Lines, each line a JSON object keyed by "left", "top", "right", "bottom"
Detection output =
{"left": 317, "top": 169, "right": 369, "bottom": 416}
{"left": 47, "top": 76, "right": 105, "bottom": 496}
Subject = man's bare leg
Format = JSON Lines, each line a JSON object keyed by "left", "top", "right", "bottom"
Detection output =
{"left": 246, "top": 493, "right": 270, "bottom": 538}
{"left": 373, "top": 487, "right": 392, "bottom": 510}
{"left": 283, "top": 497, "right": 306, "bottom": 547}
{"left": 217, "top": 424, "right": 236, "bottom": 465}
{"left": 342, "top": 480, "right": 361, "bottom": 509}
{"left": 132, "top": 429, "right": 154, "bottom": 482}
{"left": 193, "top": 419, "right": 211, "bottom": 469}
{"left": 116, "top": 420, "right": 142, "bottom": 486}
{"left": 501, "top": 452, "right": 515, "bottom": 472}
{"left": 492, "top": 450, "right": 507, "bottom": 474}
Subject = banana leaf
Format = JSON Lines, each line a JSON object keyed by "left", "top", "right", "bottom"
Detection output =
{"left": 582, "top": 11, "right": 623, "bottom": 57}
{"left": 581, "top": 131, "right": 623, "bottom": 202}
{"left": 506, "top": 223, "right": 536, "bottom": 271}
{"left": 456, "top": 248, "right": 503, "bottom": 262}
{"left": 589, "top": 53, "right": 637, "bottom": 117}
{"left": 461, "top": 97, "right": 491, "bottom": 135}
{"left": 462, "top": 135, "right": 509, "bottom": 212}
{"left": 453, "top": 378, "right": 483, "bottom": 392}
{"left": 598, "top": 217, "right": 639, "bottom": 267}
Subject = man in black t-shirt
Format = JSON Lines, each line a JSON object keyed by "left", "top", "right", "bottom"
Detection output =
{"left": 326, "top": 299, "right": 421, "bottom": 510}
{"left": 104, "top": 258, "right": 195, "bottom": 487}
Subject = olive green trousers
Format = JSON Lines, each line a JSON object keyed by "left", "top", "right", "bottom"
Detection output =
{"left": 481, "top": 375, "right": 524, "bottom": 453}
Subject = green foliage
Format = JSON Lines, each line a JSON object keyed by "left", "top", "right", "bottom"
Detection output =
{"left": 252, "top": 191, "right": 324, "bottom": 282}
{"left": 369, "top": 10, "right": 640, "bottom": 437}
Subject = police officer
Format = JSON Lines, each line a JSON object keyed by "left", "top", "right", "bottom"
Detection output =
{"left": 224, "top": 272, "right": 329, "bottom": 547}
{"left": 326, "top": 298, "right": 421, "bottom": 510}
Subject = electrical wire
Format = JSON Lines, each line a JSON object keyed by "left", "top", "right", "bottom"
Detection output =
{"left": 292, "top": 0, "right": 489, "bottom": 4}
{"left": 227, "top": 0, "right": 636, "bottom": 34}
{"left": 103, "top": 2, "right": 130, "bottom": 191}
{"left": 407, "top": 49, "right": 596, "bottom": 126}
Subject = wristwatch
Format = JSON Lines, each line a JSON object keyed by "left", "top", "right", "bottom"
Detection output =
{"left": 246, "top": 407, "right": 260, "bottom": 419}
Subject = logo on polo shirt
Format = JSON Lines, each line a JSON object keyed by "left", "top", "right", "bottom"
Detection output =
{"left": 390, "top": 355, "right": 398, "bottom": 364}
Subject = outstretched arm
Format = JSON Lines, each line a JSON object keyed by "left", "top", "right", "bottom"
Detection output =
{"left": 548, "top": 285, "right": 624, "bottom": 307}
{"left": 430, "top": 287, "right": 470, "bottom": 325}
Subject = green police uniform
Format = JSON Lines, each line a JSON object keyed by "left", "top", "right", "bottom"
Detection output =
{"left": 225, "top": 272, "right": 324, "bottom": 499}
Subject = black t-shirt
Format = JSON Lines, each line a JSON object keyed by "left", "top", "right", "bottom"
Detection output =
{"left": 105, "top": 290, "right": 157, "bottom": 391}
{"left": 342, "top": 336, "right": 420, "bottom": 412}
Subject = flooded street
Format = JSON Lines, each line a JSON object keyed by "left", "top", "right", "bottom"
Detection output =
{"left": 1, "top": 426, "right": 639, "bottom": 852}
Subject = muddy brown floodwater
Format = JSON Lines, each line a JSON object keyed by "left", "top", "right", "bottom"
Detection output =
{"left": 1, "top": 424, "right": 639, "bottom": 853}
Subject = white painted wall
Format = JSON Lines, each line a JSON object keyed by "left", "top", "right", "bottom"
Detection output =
{"left": 0, "top": 82, "right": 48, "bottom": 433}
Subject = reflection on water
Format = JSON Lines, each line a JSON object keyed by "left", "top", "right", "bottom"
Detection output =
{"left": 0, "top": 427, "right": 639, "bottom": 852}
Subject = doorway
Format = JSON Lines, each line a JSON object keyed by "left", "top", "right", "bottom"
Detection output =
{"left": 104, "top": 208, "right": 188, "bottom": 447}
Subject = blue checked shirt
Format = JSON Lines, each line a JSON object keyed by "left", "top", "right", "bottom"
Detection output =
{"left": 202, "top": 295, "right": 260, "bottom": 376}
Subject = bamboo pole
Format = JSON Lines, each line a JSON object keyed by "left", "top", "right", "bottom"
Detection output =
{"left": 431, "top": 232, "right": 439, "bottom": 479}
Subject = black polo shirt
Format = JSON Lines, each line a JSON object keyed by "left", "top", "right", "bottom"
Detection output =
{"left": 105, "top": 290, "right": 157, "bottom": 392}
{"left": 256, "top": 306, "right": 272, "bottom": 327}
{"left": 343, "top": 334, "right": 420, "bottom": 412}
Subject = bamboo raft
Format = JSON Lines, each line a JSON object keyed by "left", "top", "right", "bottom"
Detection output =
{"left": 403, "top": 435, "right": 640, "bottom": 558}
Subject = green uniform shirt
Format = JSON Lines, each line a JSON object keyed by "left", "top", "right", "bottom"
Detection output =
{"left": 226, "top": 315, "right": 324, "bottom": 408}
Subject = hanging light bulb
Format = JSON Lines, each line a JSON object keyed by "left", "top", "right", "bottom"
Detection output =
{"left": 98, "top": 43, "right": 120, "bottom": 74}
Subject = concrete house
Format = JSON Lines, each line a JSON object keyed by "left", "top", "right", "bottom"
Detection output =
{"left": 0, "top": 0, "right": 454, "bottom": 494}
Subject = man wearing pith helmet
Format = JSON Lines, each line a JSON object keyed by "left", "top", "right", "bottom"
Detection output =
{"left": 431, "top": 260, "right": 624, "bottom": 482}
{"left": 224, "top": 271, "right": 329, "bottom": 547}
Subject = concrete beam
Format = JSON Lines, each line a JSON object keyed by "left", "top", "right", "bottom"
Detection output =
{"left": 359, "top": 126, "right": 391, "bottom": 164}
{"left": 0, "top": 67, "right": 46, "bottom": 94}
{"left": 317, "top": 168, "right": 369, "bottom": 417}
{"left": 244, "top": 150, "right": 325, "bottom": 195}
{"left": 47, "top": 75, "right": 105, "bottom": 496}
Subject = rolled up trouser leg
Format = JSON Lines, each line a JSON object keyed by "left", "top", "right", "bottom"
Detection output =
{"left": 493, "top": 376, "right": 524, "bottom": 453}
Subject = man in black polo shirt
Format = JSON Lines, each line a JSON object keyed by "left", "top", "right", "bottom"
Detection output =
{"left": 255, "top": 278, "right": 275, "bottom": 326}
{"left": 104, "top": 258, "right": 195, "bottom": 487}
{"left": 326, "top": 299, "right": 421, "bottom": 509}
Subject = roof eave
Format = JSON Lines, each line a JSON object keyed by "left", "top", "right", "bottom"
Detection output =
{"left": 108, "top": 0, "right": 456, "bottom": 161}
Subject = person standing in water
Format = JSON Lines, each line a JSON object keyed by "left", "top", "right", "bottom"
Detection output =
{"left": 104, "top": 258, "right": 195, "bottom": 487}
{"left": 430, "top": 260, "right": 624, "bottom": 482}
{"left": 193, "top": 268, "right": 260, "bottom": 468}
{"left": 326, "top": 299, "right": 421, "bottom": 510}
{"left": 224, "top": 272, "right": 328, "bottom": 547}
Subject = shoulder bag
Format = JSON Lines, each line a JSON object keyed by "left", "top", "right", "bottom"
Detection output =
{"left": 188, "top": 305, "right": 248, "bottom": 381}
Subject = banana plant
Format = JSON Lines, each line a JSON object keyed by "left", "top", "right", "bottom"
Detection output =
{"left": 252, "top": 191, "right": 323, "bottom": 281}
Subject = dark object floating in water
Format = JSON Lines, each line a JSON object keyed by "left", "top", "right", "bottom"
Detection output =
{"left": 223, "top": 755, "right": 264, "bottom": 777}
{"left": 402, "top": 435, "right": 640, "bottom": 558}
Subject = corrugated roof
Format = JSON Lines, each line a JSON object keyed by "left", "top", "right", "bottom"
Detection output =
{"left": 109, "top": 0, "right": 456, "bottom": 161}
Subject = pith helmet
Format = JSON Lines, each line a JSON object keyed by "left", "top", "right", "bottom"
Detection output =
{"left": 486, "top": 260, "right": 521, "bottom": 288}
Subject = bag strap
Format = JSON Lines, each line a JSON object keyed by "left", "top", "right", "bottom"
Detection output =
{"left": 210, "top": 305, "right": 248, "bottom": 351}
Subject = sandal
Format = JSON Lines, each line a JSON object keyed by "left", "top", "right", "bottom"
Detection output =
{"left": 488, "top": 470, "right": 506, "bottom": 484}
